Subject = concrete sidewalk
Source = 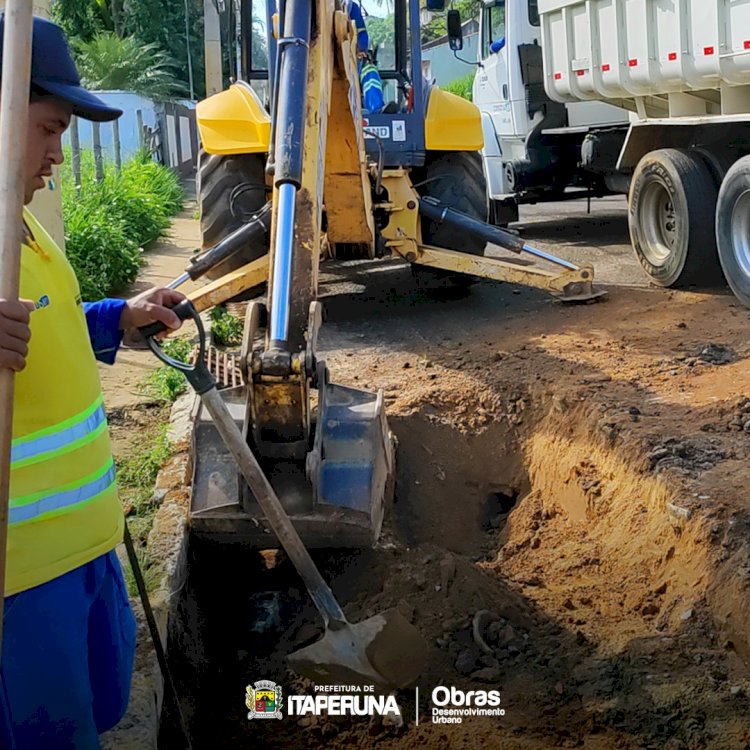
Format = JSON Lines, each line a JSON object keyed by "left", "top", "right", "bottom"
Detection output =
{"left": 98, "top": 181, "right": 201, "bottom": 409}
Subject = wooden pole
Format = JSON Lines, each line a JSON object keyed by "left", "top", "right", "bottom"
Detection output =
{"left": 70, "top": 115, "right": 82, "bottom": 195}
{"left": 0, "top": 0, "right": 35, "bottom": 654}
{"left": 136, "top": 108, "right": 145, "bottom": 151}
{"left": 92, "top": 121, "right": 104, "bottom": 182}
{"left": 184, "top": 0, "right": 195, "bottom": 100}
{"left": 112, "top": 118, "right": 121, "bottom": 174}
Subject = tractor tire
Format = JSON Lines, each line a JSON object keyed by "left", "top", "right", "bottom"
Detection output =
{"left": 628, "top": 148, "right": 722, "bottom": 288}
{"left": 715, "top": 155, "right": 750, "bottom": 308}
{"left": 412, "top": 151, "right": 488, "bottom": 294}
{"left": 198, "top": 149, "right": 269, "bottom": 282}
{"left": 418, "top": 150, "right": 488, "bottom": 255}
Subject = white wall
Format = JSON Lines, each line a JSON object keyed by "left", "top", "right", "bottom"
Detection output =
{"left": 422, "top": 33, "right": 480, "bottom": 85}
{"left": 62, "top": 91, "right": 164, "bottom": 162}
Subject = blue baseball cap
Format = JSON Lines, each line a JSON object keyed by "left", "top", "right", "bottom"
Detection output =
{"left": 0, "top": 14, "right": 122, "bottom": 122}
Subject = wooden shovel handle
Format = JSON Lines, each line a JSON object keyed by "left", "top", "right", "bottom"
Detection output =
{"left": 200, "top": 387, "right": 349, "bottom": 626}
{"left": 0, "top": 0, "right": 36, "bottom": 649}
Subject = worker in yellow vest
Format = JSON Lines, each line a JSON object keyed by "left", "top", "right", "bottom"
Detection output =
{"left": 0, "top": 16, "right": 187, "bottom": 749}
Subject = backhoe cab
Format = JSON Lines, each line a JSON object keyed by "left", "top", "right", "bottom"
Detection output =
{"left": 184, "top": 0, "right": 602, "bottom": 549}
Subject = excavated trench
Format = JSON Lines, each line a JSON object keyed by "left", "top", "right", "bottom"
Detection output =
{"left": 159, "top": 394, "right": 750, "bottom": 750}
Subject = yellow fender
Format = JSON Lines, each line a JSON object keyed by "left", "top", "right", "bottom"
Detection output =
{"left": 424, "top": 88, "right": 484, "bottom": 151}
{"left": 196, "top": 82, "right": 271, "bottom": 155}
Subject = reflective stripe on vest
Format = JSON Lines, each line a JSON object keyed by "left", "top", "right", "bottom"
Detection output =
{"left": 10, "top": 457, "right": 116, "bottom": 526}
{"left": 8, "top": 209, "right": 123, "bottom": 595}
{"left": 361, "top": 65, "right": 383, "bottom": 94}
{"left": 11, "top": 395, "right": 106, "bottom": 469}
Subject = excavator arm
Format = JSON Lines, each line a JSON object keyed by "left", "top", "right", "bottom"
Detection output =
{"left": 190, "top": 0, "right": 395, "bottom": 547}
{"left": 184, "top": 0, "right": 603, "bottom": 546}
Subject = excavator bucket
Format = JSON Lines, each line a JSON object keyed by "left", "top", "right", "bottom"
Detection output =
{"left": 189, "top": 378, "right": 395, "bottom": 548}
{"left": 308, "top": 381, "right": 394, "bottom": 543}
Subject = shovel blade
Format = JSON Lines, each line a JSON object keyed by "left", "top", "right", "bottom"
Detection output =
{"left": 288, "top": 610, "right": 427, "bottom": 690}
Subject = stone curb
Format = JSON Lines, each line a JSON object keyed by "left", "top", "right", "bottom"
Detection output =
{"left": 102, "top": 393, "right": 197, "bottom": 750}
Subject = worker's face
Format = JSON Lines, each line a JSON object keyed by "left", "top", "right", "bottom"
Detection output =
{"left": 25, "top": 97, "right": 71, "bottom": 205}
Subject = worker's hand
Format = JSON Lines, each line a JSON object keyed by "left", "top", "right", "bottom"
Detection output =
{"left": 119, "top": 287, "right": 187, "bottom": 332}
{"left": 0, "top": 299, "right": 35, "bottom": 372}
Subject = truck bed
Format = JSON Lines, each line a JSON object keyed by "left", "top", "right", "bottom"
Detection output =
{"left": 539, "top": 0, "right": 750, "bottom": 105}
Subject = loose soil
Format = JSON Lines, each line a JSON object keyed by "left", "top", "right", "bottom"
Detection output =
{"left": 155, "top": 259, "right": 750, "bottom": 750}
{"left": 99, "top": 201, "right": 750, "bottom": 749}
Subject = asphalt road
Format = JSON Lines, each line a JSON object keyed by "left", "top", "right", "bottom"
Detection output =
{"left": 494, "top": 195, "right": 646, "bottom": 289}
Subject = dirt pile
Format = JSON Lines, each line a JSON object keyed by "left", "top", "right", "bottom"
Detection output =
{"left": 150, "top": 272, "right": 750, "bottom": 750}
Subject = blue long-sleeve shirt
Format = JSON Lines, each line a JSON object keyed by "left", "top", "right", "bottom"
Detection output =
{"left": 82, "top": 298, "right": 126, "bottom": 365}
{"left": 490, "top": 37, "right": 506, "bottom": 54}
{"left": 349, "top": 0, "right": 369, "bottom": 54}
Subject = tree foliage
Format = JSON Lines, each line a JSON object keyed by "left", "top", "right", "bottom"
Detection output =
{"left": 51, "top": 0, "right": 204, "bottom": 98}
{"left": 366, "top": 14, "right": 394, "bottom": 51}
{"left": 74, "top": 33, "right": 188, "bottom": 99}
{"left": 51, "top": 0, "right": 106, "bottom": 40}
{"left": 421, "top": 0, "right": 482, "bottom": 44}
{"left": 119, "top": 0, "right": 205, "bottom": 95}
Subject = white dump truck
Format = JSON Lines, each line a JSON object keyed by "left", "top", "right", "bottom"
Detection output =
{"left": 471, "top": 0, "right": 750, "bottom": 306}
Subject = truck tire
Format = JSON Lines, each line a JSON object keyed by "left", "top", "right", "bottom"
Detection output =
{"left": 629, "top": 148, "right": 722, "bottom": 287}
{"left": 418, "top": 151, "right": 488, "bottom": 255}
{"left": 198, "top": 149, "right": 269, "bottom": 281}
{"left": 715, "top": 156, "right": 750, "bottom": 307}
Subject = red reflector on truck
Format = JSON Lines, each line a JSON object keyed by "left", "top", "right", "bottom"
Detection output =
{"left": 668, "top": 52, "right": 677, "bottom": 61}
{"left": 554, "top": 72, "right": 562, "bottom": 80}
{"left": 576, "top": 70, "right": 585, "bottom": 76}
{"left": 745, "top": 40, "right": 750, "bottom": 50}
{"left": 628, "top": 58, "right": 638, "bottom": 67}
{"left": 602, "top": 63, "right": 611, "bottom": 72}
{"left": 704, "top": 46, "right": 715, "bottom": 55}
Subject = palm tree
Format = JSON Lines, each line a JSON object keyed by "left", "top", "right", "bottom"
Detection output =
{"left": 74, "top": 32, "right": 188, "bottom": 100}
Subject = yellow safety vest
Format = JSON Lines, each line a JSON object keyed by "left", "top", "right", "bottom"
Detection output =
{"left": 6, "top": 209, "right": 123, "bottom": 596}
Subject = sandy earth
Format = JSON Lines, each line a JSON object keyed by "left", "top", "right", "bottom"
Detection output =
{"left": 104, "top": 195, "right": 750, "bottom": 749}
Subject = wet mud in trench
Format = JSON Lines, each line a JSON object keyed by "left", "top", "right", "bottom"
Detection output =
{"left": 164, "top": 395, "right": 750, "bottom": 750}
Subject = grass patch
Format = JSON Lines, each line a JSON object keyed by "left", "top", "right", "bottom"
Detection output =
{"left": 120, "top": 541, "right": 162, "bottom": 599}
{"left": 143, "top": 337, "right": 194, "bottom": 402}
{"left": 117, "top": 422, "right": 173, "bottom": 494}
{"left": 116, "top": 420, "right": 174, "bottom": 596}
{"left": 210, "top": 306, "right": 243, "bottom": 346}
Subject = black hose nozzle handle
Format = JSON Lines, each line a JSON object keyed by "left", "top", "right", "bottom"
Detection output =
{"left": 138, "top": 299, "right": 216, "bottom": 395}
{"left": 137, "top": 298, "right": 197, "bottom": 340}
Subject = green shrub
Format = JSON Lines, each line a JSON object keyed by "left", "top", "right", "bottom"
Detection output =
{"left": 64, "top": 207, "right": 141, "bottom": 300}
{"left": 60, "top": 147, "right": 185, "bottom": 299}
{"left": 442, "top": 72, "right": 475, "bottom": 102}
{"left": 144, "top": 337, "right": 194, "bottom": 402}
{"left": 122, "top": 149, "right": 184, "bottom": 216}
{"left": 210, "top": 306, "right": 243, "bottom": 346}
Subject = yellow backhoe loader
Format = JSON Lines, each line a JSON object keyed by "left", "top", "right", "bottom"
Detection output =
{"left": 165, "top": 0, "right": 603, "bottom": 549}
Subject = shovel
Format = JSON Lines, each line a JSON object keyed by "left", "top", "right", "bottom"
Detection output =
{"left": 139, "top": 301, "right": 427, "bottom": 690}
{"left": 0, "top": 0, "right": 35, "bottom": 655}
